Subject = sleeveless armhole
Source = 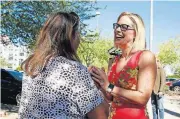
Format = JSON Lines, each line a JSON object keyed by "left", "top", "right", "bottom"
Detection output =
{"left": 135, "top": 50, "right": 144, "bottom": 70}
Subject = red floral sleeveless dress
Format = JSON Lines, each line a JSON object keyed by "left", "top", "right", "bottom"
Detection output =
{"left": 108, "top": 51, "right": 149, "bottom": 119}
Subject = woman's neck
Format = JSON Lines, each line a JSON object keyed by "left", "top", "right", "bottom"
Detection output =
{"left": 121, "top": 47, "right": 137, "bottom": 59}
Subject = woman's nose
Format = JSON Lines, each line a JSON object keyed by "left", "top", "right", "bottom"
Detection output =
{"left": 115, "top": 26, "right": 122, "bottom": 33}
{"left": 114, "top": 27, "right": 123, "bottom": 35}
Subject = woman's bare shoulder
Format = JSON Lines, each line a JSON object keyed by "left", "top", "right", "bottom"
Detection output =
{"left": 139, "top": 50, "right": 156, "bottom": 67}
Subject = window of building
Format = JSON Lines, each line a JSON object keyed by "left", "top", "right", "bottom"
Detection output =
{"left": 20, "top": 53, "right": 24, "bottom": 56}
{"left": 8, "top": 57, "right": 13, "bottom": 60}
{"left": 19, "top": 59, "right": 23, "bottom": 64}
{"left": 8, "top": 54, "right": 13, "bottom": 60}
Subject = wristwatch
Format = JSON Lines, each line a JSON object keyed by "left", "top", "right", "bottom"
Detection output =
{"left": 106, "top": 83, "right": 115, "bottom": 93}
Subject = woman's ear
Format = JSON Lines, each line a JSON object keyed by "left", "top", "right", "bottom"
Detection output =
{"left": 133, "top": 31, "right": 136, "bottom": 36}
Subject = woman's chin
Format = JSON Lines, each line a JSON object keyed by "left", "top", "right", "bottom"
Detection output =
{"left": 114, "top": 43, "right": 127, "bottom": 50}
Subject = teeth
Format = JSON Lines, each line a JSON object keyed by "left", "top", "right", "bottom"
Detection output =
{"left": 116, "top": 36, "right": 123, "bottom": 38}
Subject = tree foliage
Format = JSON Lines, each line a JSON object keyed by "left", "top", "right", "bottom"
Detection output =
{"left": 158, "top": 37, "right": 180, "bottom": 76}
{"left": 16, "top": 65, "right": 22, "bottom": 71}
{"left": 78, "top": 30, "right": 99, "bottom": 66}
{"left": 1, "top": 1, "right": 114, "bottom": 70}
{"left": 0, "top": 56, "right": 12, "bottom": 68}
{"left": 158, "top": 37, "right": 180, "bottom": 65}
{"left": 78, "top": 31, "right": 113, "bottom": 69}
{"left": 1, "top": 1, "right": 98, "bottom": 48}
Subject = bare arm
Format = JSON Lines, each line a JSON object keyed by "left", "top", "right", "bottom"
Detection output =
{"left": 91, "top": 80, "right": 113, "bottom": 102}
{"left": 100, "top": 57, "right": 115, "bottom": 102}
{"left": 99, "top": 87, "right": 113, "bottom": 102}
{"left": 111, "top": 50, "right": 157, "bottom": 105}
{"left": 91, "top": 51, "right": 157, "bottom": 106}
{"left": 87, "top": 101, "right": 108, "bottom": 119}
{"left": 89, "top": 65, "right": 113, "bottom": 102}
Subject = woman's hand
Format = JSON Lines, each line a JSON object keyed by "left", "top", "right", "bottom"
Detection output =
{"left": 90, "top": 66, "right": 110, "bottom": 91}
{"left": 88, "top": 66, "right": 113, "bottom": 102}
{"left": 88, "top": 66, "right": 101, "bottom": 90}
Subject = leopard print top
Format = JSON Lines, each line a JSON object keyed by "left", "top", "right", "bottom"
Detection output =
{"left": 18, "top": 56, "right": 103, "bottom": 119}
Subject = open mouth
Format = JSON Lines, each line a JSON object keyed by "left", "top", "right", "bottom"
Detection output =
{"left": 116, "top": 35, "right": 124, "bottom": 40}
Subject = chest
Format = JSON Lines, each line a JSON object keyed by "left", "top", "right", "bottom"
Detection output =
{"left": 115, "top": 58, "right": 128, "bottom": 73}
{"left": 108, "top": 57, "right": 139, "bottom": 90}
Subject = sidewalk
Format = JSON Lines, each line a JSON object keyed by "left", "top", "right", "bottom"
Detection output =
{"left": 0, "top": 104, "right": 18, "bottom": 119}
{"left": 1, "top": 95, "right": 180, "bottom": 119}
{"left": 147, "top": 95, "right": 180, "bottom": 119}
{"left": 0, "top": 112, "right": 18, "bottom": 119}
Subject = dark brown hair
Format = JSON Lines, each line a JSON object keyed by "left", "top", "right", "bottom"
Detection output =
{"left": 22, "top": 12, "right": 80, "bottom": 77}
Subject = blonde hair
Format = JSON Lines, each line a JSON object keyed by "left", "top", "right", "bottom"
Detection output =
{"left": 117, "top": 12, "right": 146, "bottom": 50}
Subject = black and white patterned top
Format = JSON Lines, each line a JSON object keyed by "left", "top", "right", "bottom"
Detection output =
{"left": 18, "top": 56, "right": 104, "bottom": 119}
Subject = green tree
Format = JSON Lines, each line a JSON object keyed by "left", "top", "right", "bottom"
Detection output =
{"left": 158, "top": 37, "right": 180, "bottom": 65}
{"left": 78, "top": 30, "right": 113, "bottom": 69}
{"left": 0, "top": 56, "right": 12, "bottom": 68}
{"left": 78, "top": 30, "right": 99, "bottom": 66}
{"left": 158, "top": 37, "right": 180, "bottom": 76}
{"left": 1, "top": 1, "right": 98, "bottom": 48}
{"left": 16, "top": 65, "right": 22, "bottom": 71}
{"left": 92, "top": 39, "right": 113, "bottom": 68}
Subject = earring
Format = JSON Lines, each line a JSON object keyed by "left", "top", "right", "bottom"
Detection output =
{"left": 133, "top": 38, "right": 135, "bottom": 42}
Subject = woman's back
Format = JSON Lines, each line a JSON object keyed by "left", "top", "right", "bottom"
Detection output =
{"left": 19, "top": 56, "right": 103, "bottom": 119}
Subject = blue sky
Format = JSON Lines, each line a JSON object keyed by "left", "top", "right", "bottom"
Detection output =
{"left": 153, "top": 1, "right": 180, "bottom": 53}
{"left": 84, "top": 1, "right": 180, "bottom": 53}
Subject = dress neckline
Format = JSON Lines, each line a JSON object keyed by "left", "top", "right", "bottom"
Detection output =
{"left": 115, "top": 51, "right": 141, "bottom": 74}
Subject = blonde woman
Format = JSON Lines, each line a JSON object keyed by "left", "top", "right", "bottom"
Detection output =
{"left": 90, "top": 12, "right": 157, "bottom": 119}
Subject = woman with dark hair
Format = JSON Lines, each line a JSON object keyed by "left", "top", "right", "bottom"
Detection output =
{"left": 90, "top": 12, "right": 157, "bottom": 119}
{"left": 18, "top": 12, "right": 108, "bottom": 119}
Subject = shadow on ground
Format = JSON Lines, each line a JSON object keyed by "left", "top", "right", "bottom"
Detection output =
{"left": 164, "top": 108, "right": 180, "bottom": 118}
{"left": 1, "top": 103, "right": 19, "bottom": 113}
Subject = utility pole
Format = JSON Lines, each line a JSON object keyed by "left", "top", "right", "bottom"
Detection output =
{"left": 96, "top": 11, "right": 100, "bottom": 34}
{"left": 150, "top": 0, "right": 153, "bottom": 51}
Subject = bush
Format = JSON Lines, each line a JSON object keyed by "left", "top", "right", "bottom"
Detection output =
{"left": 16, "top": 66, "right": 22, "bottom": 71}
{"left": 167, "top": 75, "right": 180, "bottom": 78}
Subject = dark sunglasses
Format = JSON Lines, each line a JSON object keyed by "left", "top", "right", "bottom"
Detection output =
{"left": 69, "top": 12, "right": 82, "bottom": 32}
{"left": 69, "top": 12, "right": 79, "bottom": 27}
{"left": 113, "top": 23, "right": 134, "bottom": 31}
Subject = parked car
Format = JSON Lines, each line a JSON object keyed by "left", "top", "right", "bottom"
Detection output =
{"left": 165, "top": 78, "right": 178, "bottom": 86}
{"left": 169, "top": 80, "right": 180, "bottom": 92}
{"left": 1, "top": 68, "right": 23, "bottom": 105}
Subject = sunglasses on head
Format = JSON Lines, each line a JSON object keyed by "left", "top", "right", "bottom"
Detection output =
{"left": 69, "top": 12, "right": 81, "bottom": 31}
{"left": 113, "top": 23, "right": 134, "bottom": 31}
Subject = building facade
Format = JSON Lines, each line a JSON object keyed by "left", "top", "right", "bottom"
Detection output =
{"left": 0, "top": 36, "right": 29, "bottom": 70}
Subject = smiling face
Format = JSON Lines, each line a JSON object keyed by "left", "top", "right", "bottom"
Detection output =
{"left": 114, "top": 15, "right": 136, "bottom": 49}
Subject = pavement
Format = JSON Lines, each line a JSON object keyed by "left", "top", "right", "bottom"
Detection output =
{"left": 163, "top": 95, "right": 180, "bottom": 119}
{"left": 1, "top": 95, "right": 180, "bottom": 119}
{"left": 0, "top": 104, "right": 19, "bottom": 119}
{"left": 147, "top": 94, "right": 180, "bottom": 119}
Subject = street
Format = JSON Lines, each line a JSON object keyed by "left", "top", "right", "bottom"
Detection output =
{"left": 164, "top": 95, "right": 180, "bottom": 119}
